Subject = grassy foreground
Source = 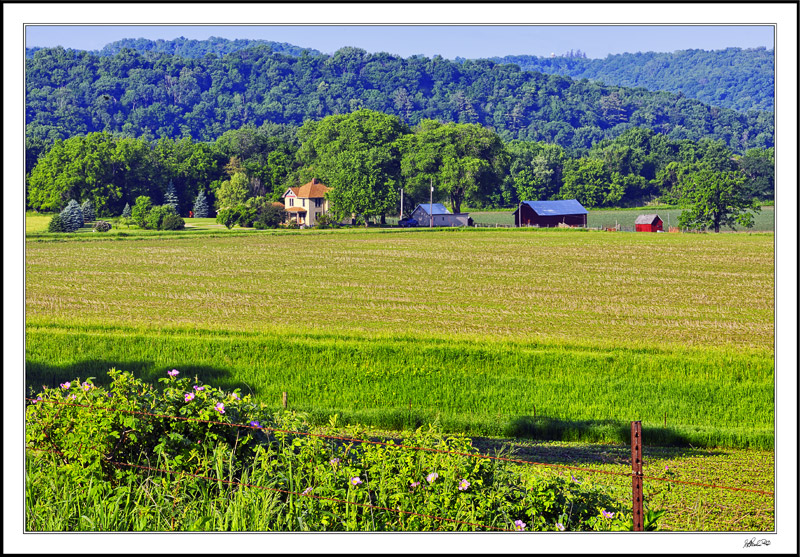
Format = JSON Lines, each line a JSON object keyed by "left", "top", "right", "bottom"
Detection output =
{"left": 25, "top": 227, "right": 773, "bottom": 449}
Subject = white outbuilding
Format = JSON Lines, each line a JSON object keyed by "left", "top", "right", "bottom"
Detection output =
{"left": 410, "top": 203, "right": 470, "bottom": 227}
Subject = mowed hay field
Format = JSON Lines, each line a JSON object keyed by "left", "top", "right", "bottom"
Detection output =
{"left": 25, "top": 228, "right": 774, "bottom": 448}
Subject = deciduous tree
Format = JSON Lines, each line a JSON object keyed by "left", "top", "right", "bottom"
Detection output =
{"left": 297, "top": 109, "right": 408, "bottom": 225}
{"left": 676, "top": 169, "right": 759, "bottom": 232}
{"left": 399, "top": 120, "right": 508, "bottom": 214}
{"left": 131, "top": 195, "right": 152, "bottom": 227}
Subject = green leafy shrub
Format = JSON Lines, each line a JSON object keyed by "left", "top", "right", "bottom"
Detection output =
{"left": 216, "top": 207, "right": 237, "bottom": 229}
{"left": 25, "top": 372, "right": 660, "bottom": 532}
{"left": 234, "top": 204, "right": 258, "bottom": 228}
{"left": 254, "top": 203, "right": 286, "bottom": 229}
{"left": 160, "top": 213, "right": 185, "bottom": 230}
{"left": 145, "top": 205, "right": 179, "bottom": 230}
{"left": 93, "top": 220, "right": 112, "bottom": 232}
{"left": 314, "top": 213, "right": 340, "bottom": 229}
{"left": 47, "top": 214, "right": 66, "bottom": 232}
{"left": 216, "top": 203, "right": 259, "bottom": 228}
{"left": 25, "top": 369, "right": 268, "bottom": 485}
{"left": 131, "top": 196, "right": 152, "bottom": 227}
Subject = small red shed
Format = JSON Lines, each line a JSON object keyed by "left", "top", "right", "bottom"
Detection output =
{"left": 635, "top": 214, "right": 663, "bottom": 232}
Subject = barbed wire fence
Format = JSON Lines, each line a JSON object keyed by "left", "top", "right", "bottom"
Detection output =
{"left": 24, "top": 397, "right": 774, "bottom": 532}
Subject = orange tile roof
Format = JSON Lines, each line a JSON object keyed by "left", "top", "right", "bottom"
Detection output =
{"left": 289, "top": 178, "right": 330, "bottom": 199}
{"left": 285, "top": 206, "right": 307, "bottom": 213}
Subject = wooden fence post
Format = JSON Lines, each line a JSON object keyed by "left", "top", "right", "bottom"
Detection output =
{"left": 282, "top": 391, "right": 288, "bottom": 409}
{"left": 631, "top": 421, "right": 644, "bottom": 531}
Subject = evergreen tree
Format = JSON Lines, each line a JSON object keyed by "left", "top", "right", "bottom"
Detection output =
{"left": 193, "top": 190, "right": 209, "bottom": 218}
{"left": 60, "top": 199, "right": 84, "bottom": 232}
{"left": 47, "top": 214, "right": 66, "bottom": 232}
{"left": 164, "top": 179, "right": 180, "bottom": 213}
{"left": 81, "top": 199, "right": 95, "bottom": 222}
{"left": 122, "top": 202, "right": 132, "bottom": 218}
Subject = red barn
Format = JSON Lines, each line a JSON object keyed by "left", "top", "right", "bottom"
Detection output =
{"left": 635, "top": 214, "right": 663, "bottom": 232}
{"left": 512, "top": 199, "right": 588, "bottom": 228}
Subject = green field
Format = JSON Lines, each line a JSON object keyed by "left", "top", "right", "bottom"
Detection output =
{"left": 25, "top": 227, "right": 774, "bottom": 449}
{"left": 468, "top": 206, "right": 775, "bottom": 232}
{"left": 25, "top": 212, "right": 53, "bottom": 234}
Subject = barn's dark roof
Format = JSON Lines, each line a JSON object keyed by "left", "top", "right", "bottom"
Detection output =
{"left": 519, "top": 199, "right": 588, "bottom": 216}
{"left": 635, "top": 214, "right": 661, "bottom": 225}
{"left": 413, "top": 203, "right": 451, "bottom": 216}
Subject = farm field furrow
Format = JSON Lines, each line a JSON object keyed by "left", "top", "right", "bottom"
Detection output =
{"left": 25, "top": 229, "right": 774, "bottom": 350}
{"left": 25, "top": 228, "right": 774, "bottom": 449}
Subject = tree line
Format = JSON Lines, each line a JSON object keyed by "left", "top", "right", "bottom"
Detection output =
{"left": 27, "top": 110, "right": 773, "bottom": 224}
{"left": 484, "top": 47, "right": 775, "bottom": 112}
{"left": 25, "top": 43, "right": 774, "bottom": 174}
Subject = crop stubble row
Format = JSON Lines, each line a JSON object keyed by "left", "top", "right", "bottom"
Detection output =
{"left": 25, "top": 230, "right": 773, "bottom": 350}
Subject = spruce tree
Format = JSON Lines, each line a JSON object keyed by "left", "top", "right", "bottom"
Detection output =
{"left": 47, "top": 214, "right": 66, "bottom": 232}
{"left": 60, "top": 200, "right": 84, "bottom": 232}
{"left": 81, "top": 200, "right": 95, "bottom": 222}
{"left": 122, "top": 203, "right": 132, "bottom": 218}
{"left": 164, "top": 180, "right": 180, "bottom": 213}
{"left": 193, "top": 190, "right": 209, "bottom": 218}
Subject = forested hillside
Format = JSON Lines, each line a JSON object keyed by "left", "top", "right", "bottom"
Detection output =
{"left": 25, "top": 37, "right": 321, "bottom": 60}
{"left": 26, "top": 44, "right": 773, "bottom": 167}
{"left": 484, "top": 47, "right": 774, "bottom": 112}
{"left": 96, "top": 36, "right": 322, "bottom": 58}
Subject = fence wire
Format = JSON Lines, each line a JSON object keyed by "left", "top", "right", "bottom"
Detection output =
{"left": 25, "top": 397, "right": 774, "bottom": 498}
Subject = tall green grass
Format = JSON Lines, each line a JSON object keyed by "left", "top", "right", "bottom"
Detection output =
{"left": 26, "top": 322, "right": 773, "bottom": 449}
{"left": 25, "top": 228, "right": 773, "bottom": 448}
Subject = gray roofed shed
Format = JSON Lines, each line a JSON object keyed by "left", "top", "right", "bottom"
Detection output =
{"left": 410, "top": 203, "right": 470, "bottom": 227}
{"left": 414, "top": 203, "right": 452, "bottom": 216}
{"left": 635, "top": 214, "right": 661, "bottom": 225}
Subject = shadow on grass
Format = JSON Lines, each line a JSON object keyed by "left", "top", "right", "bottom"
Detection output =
{"left": 501, "top": 415, "right": 747, "bottom": 452}
{"left": 25, "top": 360, "right": 252, "bottom": 397}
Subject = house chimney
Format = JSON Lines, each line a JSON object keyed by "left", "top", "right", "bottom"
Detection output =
{"left": 311, "top": 178, "right": 318, "bottom": 185}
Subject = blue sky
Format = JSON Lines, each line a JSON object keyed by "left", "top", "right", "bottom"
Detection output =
{"left": 25, "top": 24, "right": 774, "bottom": 59}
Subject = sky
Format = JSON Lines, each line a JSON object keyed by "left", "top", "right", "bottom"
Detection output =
{"left": 25, "top": 24, "right": 774, "bottom": 60}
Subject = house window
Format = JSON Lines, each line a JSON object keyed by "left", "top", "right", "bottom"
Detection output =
{"left": 315, "top": 198, "right": 322, "bottom": 208}
{"left": 289, "top": 198, "right": 294, "bottom": 207}
{"left": 302, "top": 199, "right": 306, "bottom": 207}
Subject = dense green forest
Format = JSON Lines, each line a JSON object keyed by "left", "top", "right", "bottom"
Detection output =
{"left": 28, "top": 38, "right": 774, "bottom": 112}
{"left": 25, "top": 37, "right": 321, "bottom": 60}
{"left": 26, "top": 111, "right": 773, "bottom": 219}
{"left": 26, "top": 43, "right": 774, "bottom": 174}
{"left": 482, "top": 47, "right": 774, "bottom": 112}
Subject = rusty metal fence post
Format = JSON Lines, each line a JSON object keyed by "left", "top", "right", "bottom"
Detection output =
{"left": 631, "top": 421, "right": 644, "bottom": 531}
